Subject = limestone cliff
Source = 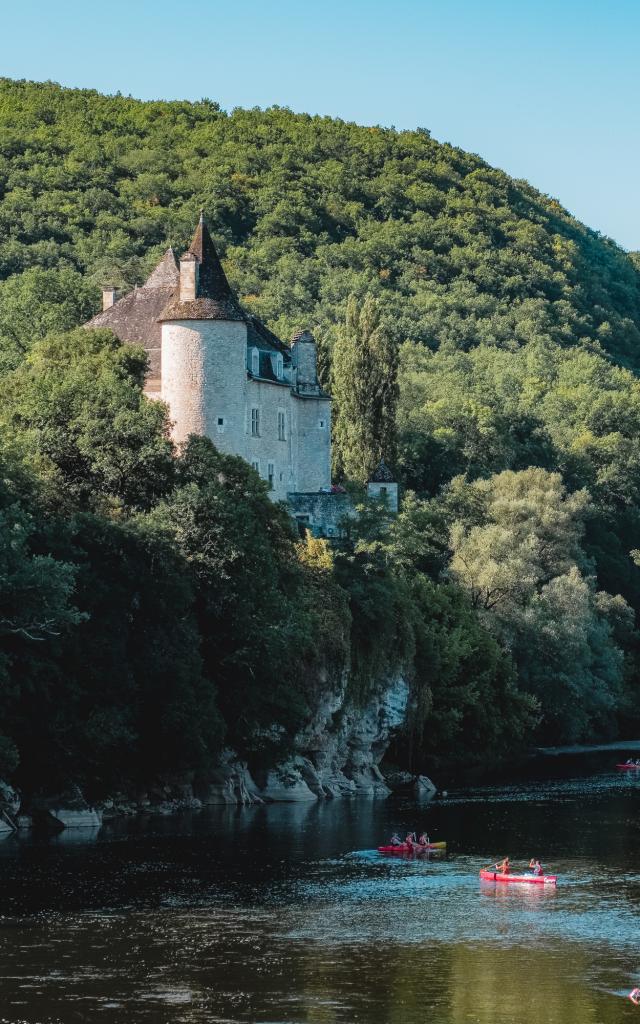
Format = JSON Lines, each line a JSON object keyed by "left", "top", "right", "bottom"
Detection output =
{"left": 200, "top": 674, "right": 411, "bottom": 805}
{"left": 0, "top": 674, "right": 415, "bottom": 827}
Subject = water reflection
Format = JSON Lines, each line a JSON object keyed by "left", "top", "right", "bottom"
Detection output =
{"left": 0, "top": 768, "right": 638, "bottom": 1022}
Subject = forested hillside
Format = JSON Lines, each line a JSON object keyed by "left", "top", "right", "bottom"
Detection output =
{"left": 1, "top": 78, "right": 639, "bottom": 794}
{"left": 1, "top": 78, "right": 639, "bottom": 367}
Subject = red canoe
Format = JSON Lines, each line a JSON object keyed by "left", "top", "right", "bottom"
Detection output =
{"left": 480, "top": 868, "right": 557, "bottom": 886}
{"left": 378, "top": 841, "right": 446, "bottom": 854}
{"left": 616, "top": 763, "right": 640, "bottom": 771}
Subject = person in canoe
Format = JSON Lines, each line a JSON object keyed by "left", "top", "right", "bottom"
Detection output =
{"left": 528, "top": 858, "right": 543, "bottom": 876}
{"left": 390, "top": 833, "right": 402, "bottom": 847}
{"left": 418, "top": 832, "right": 430, "bottom": 847}
{"left": 494, "top": 856, "right": 510, "bottom": 874}
{"left": 405, "top": 832, "right": 416, "bottom": 849}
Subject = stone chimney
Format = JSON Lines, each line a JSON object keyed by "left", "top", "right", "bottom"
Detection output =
{"left": 179, "top": 251, "right": 199, "bottom": 303}
{"left": 291, "top": 329, "right": 318, "bottom": 388}
{"left": 102, "top": 287, "right": 116, "bottom": 311}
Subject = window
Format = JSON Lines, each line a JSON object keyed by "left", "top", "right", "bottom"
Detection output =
{"left": 275, "top": 354, "right": 284, "bottom": 379}
{"left": 380, "top": 486, "right": 387, "bottom": 496}
{"left": 251, "top": 348, "right": 259, "bottom": 376}
{"left": 217, "top": 416, "right": 224, "bottom": 434}
{"left": 251, "top": 460, "right": 260, "bottom": 474}
{"left": 251, "top": 407, "right": 260, "bottom": 436}
{"left": 277, "top": 410, "right": 286, "bottom": 441}
{"left": 318, "top": 419, "right": 326, "bottom": 429}
{"left": 267, "top": 462, "right": 275, "bottom": 490}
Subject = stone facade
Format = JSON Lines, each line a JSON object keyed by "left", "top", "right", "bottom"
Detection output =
{"left": 162, "top": 319, "right": 248, "bottom": 449}
{"left": 367, "top": 460, "right": 399, "bottom": 513}
{"left": 287, "top": 492, "right": 351, "bottom": 539}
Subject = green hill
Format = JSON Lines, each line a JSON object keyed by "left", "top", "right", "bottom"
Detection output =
{"left": 1, "top": 77, "right": 639, "bottom": 367}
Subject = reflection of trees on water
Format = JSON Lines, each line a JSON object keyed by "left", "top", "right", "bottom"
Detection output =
{"left": 297, "top": 942, "right": 624, "bottom": 1024}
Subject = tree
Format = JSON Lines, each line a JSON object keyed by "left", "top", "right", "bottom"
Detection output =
{"left": 0, "top": 267, "right": 99, "bottom": 375}
{"left": 448, "top": 468, "right": 629, "bottom": 741}
{"left": 332, "top": 294, "right": 398, "bottom": 483}
{"left": 0, "top": 327, "right": 175, "bottom": 512}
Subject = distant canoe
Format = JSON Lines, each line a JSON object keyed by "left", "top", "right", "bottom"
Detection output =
{"left": 378, "top": 841, "right": 446, "bottom": 854}
{"left": 616, "top": 763, "right": 640, "bottom": 771}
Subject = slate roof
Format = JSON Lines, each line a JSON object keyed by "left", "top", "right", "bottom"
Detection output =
{"left": 85, "top": 247, "right": 179, "bottom": 384}
{"left": 83, "top": 219, "right": 294, "bottom": 392}
{"left": 247, "top": 315, "right": 291, "bottom": 358}
{"left": 369, "top": 459, "right": 395, "bottom": 483}
{"left": 158, "top": 215, "right": 245, "bottom": 323}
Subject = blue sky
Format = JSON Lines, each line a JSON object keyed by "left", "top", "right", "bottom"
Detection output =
{"left": 2, "top": 0, "right": 638, "bottom": 249}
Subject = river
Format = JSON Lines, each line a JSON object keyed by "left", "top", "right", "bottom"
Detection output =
{"left": 0, "top": 755, "right": 639, "bottom": 1023}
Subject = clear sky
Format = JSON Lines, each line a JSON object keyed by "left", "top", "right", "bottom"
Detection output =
{"left": 1, "top": 0, "right": 638, "bottom": 249}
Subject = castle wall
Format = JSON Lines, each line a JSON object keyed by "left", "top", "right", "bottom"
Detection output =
{"left": 287, "top": 492, "right": 351, "bottom": 539}
{"left": 245, "top": 378, "right": 294, "bottom": 502}
{"left": 161, "top": 320, "right": 248, "bottom": 449}
{"left": 367, "top": 480, "right": 399, "bottom": 513}
{"left": 290, "top": 394, "right": 332, "bottom": 493}
{"left": 161, "top": 319, "right": 330, "bottom": 502}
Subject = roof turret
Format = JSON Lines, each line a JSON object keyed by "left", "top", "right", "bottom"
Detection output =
{"left": 369, "top": 459, "right": 395, "bottom": 483}
{"left": 159, "top": 215, "right": 245, "bottom": 322}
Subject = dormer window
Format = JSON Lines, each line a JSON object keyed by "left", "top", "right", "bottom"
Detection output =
{"left": 276, "top": 354, "right": 284, "bottom": 379}
{"left": 251, "top": 348, "right": 259, "bottom": 376}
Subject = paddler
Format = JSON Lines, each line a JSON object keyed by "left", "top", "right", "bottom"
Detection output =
{"left": 529, "top": 858, "right": 543, "bottom": 876}
{"left": 405, "top": 832, "right": 416, "bottom": 849}
{"left": 494, "top": 856, "right": 510, "bottom": 874}
{"left": 418, "top": 832, "right": 430, "bottom": 847}
{"left": 390, "top": 833, "right": 402, "bottom": 846}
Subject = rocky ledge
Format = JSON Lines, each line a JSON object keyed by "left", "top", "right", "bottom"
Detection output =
{"left": 0, "top": 674, "right": 438, "bottom": 829}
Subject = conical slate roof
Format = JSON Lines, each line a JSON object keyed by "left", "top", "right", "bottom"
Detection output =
{"left": 158, "top": 215, "right": 245, "bottom": 323}
{"left": 369, "top": 459, "right": 395, "bottom": 483}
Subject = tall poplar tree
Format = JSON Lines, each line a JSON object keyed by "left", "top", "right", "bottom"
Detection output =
{"left": 331, "top": 294, "right": 398, "bottom": 483}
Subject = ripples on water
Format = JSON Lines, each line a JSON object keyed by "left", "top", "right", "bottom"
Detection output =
{"left": 0, "top": 761, "right": 639, "bottom": 1022}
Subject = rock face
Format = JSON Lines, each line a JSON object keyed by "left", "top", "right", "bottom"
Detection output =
{"left": 196, "top": 751, "right": 263, "bottom": 806}
{"left": 187, "top": 673, "right": 412, "bottom": 806}
{"left": 189, "top": 674, "right": 412, "bottom": 806}
{"left": 292, "top": 674, "right": 411, "bottom": 800}
{"left": 2, "top": 672, "right": 418, "bottom": 824}
{"left": 0, "top": 781, "right": 19, "bottom": 833}
{"left": 31, "top": 786, "right": 102, "bottom": 830}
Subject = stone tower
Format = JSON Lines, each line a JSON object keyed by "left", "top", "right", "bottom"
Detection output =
{"left": 159, "top": 215, "right": 248, "bottom": 450}
{"left": 367, "top": 460, "right": 398, "bottom": 512}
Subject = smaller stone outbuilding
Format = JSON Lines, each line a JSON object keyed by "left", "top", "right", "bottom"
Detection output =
{"left": 367, "top": 460, "right": 398, "bottom": 512}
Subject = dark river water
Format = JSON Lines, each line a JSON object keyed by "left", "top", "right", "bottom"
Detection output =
{"left": 1, "top": 756, "right": 639, "bottom": 1023}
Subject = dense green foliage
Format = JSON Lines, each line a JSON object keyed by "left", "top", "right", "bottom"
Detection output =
{"left": 331, "top": 295, "right": 398, "bottom": 482}
{"left": 0, "top": 332, "right": 350, "bottom": 793}
{"left": 1, "top": 78, "right": 639, "bottom": 369}
{"left": 0, "top": 79, "right": 639, "bottom": 788}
